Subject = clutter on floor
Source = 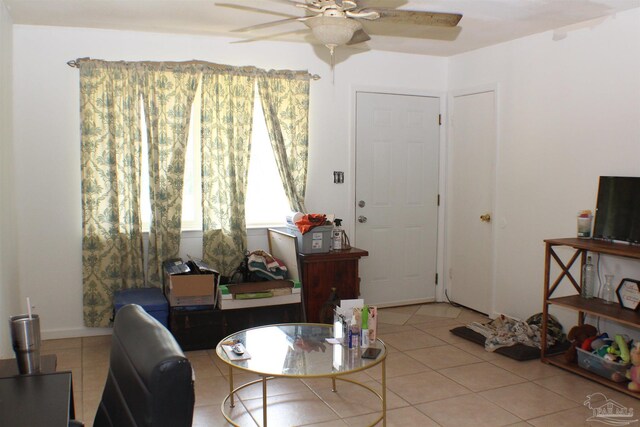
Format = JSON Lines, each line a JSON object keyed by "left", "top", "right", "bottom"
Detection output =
{"left": 564, "top": 324, "right": 640, "bottom": 390}
{"left": 450, "top": 313, "right": 569, "bottom": 361}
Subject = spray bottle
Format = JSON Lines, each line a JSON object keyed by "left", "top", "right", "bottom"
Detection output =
{"left": 332, "top": 218, "right": 343, "bottom": 251}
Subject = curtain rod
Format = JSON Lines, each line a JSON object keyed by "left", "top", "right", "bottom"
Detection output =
{"left": 66, "top": 58, "right": 321, "bottom": 81}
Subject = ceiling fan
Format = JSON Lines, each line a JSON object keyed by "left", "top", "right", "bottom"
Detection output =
{"left": 217, "top": 0, "right": 463, "bottom": 63}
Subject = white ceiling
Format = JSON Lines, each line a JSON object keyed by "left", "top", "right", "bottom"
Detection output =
{"left": 4, "top": 0, "right": 640, "bottom": 56}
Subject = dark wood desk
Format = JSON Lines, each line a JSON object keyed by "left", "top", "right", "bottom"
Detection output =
{"left": 0, "top": 354, "right": 57, "bottom": 377}
{"left": 0, "top": 371, "right": 74, "bottom": 426}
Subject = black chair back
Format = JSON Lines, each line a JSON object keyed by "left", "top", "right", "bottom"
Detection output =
{"left": 94, "top": 304, "right": 194, "bottom": 427}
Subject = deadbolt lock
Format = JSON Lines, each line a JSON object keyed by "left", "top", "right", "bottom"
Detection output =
{"left": 480, "top": 213, "right": 491, "bottom": 223}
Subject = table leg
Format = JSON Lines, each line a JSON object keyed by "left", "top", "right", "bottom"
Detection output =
{"left": 332, "top": 376, "right": 337, "bottom": 392}
{"left": 382, "top": 358, "right": 387, "bottom": 427}
{"left": 70, "top": 376, "right": 76, "bottom": 419}
{"left": 262, "top": 376, "right": 268, "bottom": 427}
{"left": 228, "top": 365, "right": 235, "bottom": 408}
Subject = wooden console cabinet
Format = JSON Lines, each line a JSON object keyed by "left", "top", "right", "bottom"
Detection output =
{"left": 541, "top": 237, "right": 640, "bottom": 398}
{"left": 169, "top": 303, "right": 302, "bottom": 351}
{"left": 298, "top": 247, "right": 368, "bottom": 323}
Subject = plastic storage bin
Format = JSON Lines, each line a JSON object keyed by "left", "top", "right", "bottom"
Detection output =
{"left": 114, "top": 288, "right": 169, "bottom": 328}
{"left": 286, "top": 225, "right": 332, "bottom": 254}
{"left": 576, "top": 347, "right": 630, "bottom": 382}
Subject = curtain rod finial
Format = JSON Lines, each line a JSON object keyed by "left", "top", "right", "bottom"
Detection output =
{"left": 67, "top": 57, "right": 90, "bottom": 68}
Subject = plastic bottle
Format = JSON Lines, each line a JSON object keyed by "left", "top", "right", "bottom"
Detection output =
{"left": 348, "top": 313, "right": 360, "bottom": 349}
{"left": 361, "top": 305, "right": 370, "bottom": 349}
{"left": 603, "top": 274, "right": 616, "bottom": 304}
{"left": 581, "top": 256, "right": 595, "bottom": 299}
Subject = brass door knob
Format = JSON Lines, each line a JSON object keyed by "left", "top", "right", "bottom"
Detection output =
{"left": 480, "top": 213, "right": 491, "bottom": 222}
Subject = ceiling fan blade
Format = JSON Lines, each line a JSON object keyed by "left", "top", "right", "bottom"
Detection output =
{"left": 361, "top": 19, "right": 462, "bottom": 41}
{"left": 231, "top": 17, "right": 302, "bottom": 33}
{"left": 367, "top": 9, "right": 462, "bottom": 27}
{"left": 263, "top": 0, "right": 307, "bottom": 5}
{"left": 355, "top": 0, "right": 409, "bottom": 8}
{"left": 347, "top": 29, "right": 371, "bottom": 45}
{"left": 216, "top": 3, "right": 298, "bottom": 19}
{"left": 231, "top": 29, "right": 311, "bottom": 44}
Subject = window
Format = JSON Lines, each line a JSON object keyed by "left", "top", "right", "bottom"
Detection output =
{"left": 245, "top": 93, "right": 292, "bottom": 227}
{"left": 141, "top": 85, "right": 290, "bottom": 231}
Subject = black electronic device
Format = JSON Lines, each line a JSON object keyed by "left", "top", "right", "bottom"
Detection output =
{"left": 361, "top": 347, "right": 382, "bottom": 359}
{"left": 593, "top": 176, "right": 640, "bottom": 243}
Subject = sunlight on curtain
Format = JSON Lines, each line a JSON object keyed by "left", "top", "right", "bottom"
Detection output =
{"left": 200, "top": 68, "right": 255, "bottom": 276}
{"left": 78, "top": 60, "right": 313, "bottom": 322}
{"left": 257, "top": 71, "right": 310, "bottom": 213}
{"left": 79, "top": 60, "right": 144, "bottom": 327}
{"left": 140, "top": 64, "right": 200, "bottom": 287}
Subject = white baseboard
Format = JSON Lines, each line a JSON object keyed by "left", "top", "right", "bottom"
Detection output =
{"left": 42, "top": 327, "right": 112, "bottom": 340}
{"left": 373, "top": 297, "right": 435, "bottom": 308}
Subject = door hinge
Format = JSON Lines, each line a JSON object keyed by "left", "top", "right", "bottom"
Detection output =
{"left": 437, "top": 194, "right": 440, "bottom": 206}
{"left": 435, "top": 273, "right": 439, "bottom": 285}
{"left": 438, "top": 114, "right": 442, "bottom": 125}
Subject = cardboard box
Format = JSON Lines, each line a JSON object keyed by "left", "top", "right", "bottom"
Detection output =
{"left": 163, "top": 259, "right": 219, "bottom": 307}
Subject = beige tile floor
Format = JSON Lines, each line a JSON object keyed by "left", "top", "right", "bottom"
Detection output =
{"left": 41, "top": 303, "right": 640, "bottom": 426}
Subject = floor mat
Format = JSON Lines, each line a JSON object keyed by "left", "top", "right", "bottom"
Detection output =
{"left": 450, "top": 326, "right": 570, "bottom": 361}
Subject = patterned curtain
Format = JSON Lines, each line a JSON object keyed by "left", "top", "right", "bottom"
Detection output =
{"left": 257, "top": 71, "right": 311, "bottom": 212}
{"left": 79, "top": 60, "right": 144, "bottom": 327}
{"left": 140, "top": 64, "right": 200, "bottom": 287}
{"left": 200, "top": 67, "right": 256, "bottom": 276}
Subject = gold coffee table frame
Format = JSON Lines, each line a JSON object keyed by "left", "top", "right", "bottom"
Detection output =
{"left": 215, "top": 323, "right": 387, "bottom": 427}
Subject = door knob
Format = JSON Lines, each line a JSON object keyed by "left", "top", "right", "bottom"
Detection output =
{"left": 358, "top": 215, "right": 368, "bottom": 223}
{"left": 480, "top": 213, "right": 491, "bottom": 223}
{"left": 358, "top": 200, "right": 366, "bottom": 208}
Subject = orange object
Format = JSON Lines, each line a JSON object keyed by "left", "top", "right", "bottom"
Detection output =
{"left": 581, "top": 336, "right": 597, "bottom": 351}
{"left": 295, "top": 214, "right": 327, "bottom": 234}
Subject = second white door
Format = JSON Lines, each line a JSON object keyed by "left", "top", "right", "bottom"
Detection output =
{"left": 447, "top": 90, "right": 497, "bottom": 315}
{"left": 355, "top": 92, "right": 440, "bottom": 305}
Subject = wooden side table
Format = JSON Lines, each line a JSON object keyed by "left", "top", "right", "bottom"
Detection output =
{"left": 298, "top": 247, "right": 369, "bottom": 323}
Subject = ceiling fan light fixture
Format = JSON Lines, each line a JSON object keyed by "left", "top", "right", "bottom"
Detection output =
{"left": 306, "top": 15, "right": 362, "bottom": 48}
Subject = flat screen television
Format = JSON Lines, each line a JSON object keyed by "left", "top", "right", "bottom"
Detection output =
{"left": 593, "top": 176, "right": 640, "bottom": 243}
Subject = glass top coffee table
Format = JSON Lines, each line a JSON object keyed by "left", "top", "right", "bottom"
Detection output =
{"left": 216, "top": 323, "right": 387, "bottom": 427}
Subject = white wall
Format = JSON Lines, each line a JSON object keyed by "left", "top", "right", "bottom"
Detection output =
{"left": 0, "top": 0, "right": 19, "bottom": 357}
{"left": 447, "top": 9, "right": 640, "bottom": 330}
{"left": 12, "top": 25, "right": 448, "bottom": 338}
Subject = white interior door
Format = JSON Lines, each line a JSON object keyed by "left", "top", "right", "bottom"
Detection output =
{"left": 447, "top": 90, "right": 497, "bottom": 315}
{"left": 355, "top": 92, "right": 440, "bottom": 306}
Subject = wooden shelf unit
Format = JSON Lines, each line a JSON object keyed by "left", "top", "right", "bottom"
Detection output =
{"left": 541, "top": 238, "right": 640, "bottom": 398}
